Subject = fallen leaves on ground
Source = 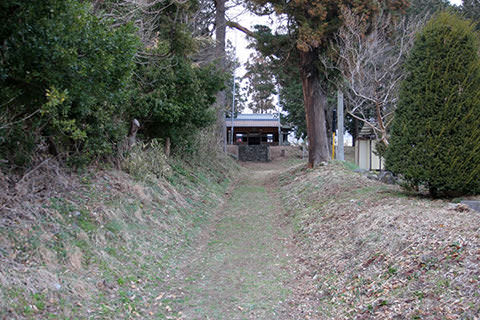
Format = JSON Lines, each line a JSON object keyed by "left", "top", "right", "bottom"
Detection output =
{"left": 279, "top": 162, "right": 480, "bottom": 319}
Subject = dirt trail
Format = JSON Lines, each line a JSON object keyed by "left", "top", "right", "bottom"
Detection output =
{"left": 170, "top": 161, "right": 296, "bottom": 319}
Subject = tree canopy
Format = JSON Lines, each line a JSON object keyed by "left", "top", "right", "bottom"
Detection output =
{"left": 244, "top": 52, "right": 277, "bottom": 114}
{"left": 243, "top": 0, "right": 408, "bottom": 167}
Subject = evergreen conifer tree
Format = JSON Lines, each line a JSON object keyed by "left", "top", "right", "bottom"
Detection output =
{"left": 385, "top": 12, "right": 480, "bottom": 196}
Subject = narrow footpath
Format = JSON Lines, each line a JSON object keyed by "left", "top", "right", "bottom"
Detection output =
{"left": 170, "top": 162, "right": 296, "bottom": 319}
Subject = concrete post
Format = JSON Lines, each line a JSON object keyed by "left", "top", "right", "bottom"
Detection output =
{"left": 231, "top": 73, "right": 235, "bottom": 145}
{"left": 337, "top": 90, "right": 345, "bottom": 161}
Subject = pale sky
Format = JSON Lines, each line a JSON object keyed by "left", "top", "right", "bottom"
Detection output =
{"left": 225, "top": 5, "right": 278, "bottom": 112}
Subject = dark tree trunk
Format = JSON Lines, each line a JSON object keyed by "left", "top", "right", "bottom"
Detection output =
{"left": 299, "top": 50, "right": 330, "bottom": 168}
{"left": 325, "top": 105, "right": 333, "bottom": 154}
{"left": 215, "top": 0, "right": 227, "bottom": 150}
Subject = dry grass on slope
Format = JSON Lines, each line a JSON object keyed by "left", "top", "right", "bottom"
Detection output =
{"left": 0, "top": 152, "right": 238, "bottom": 319}
{"left": 279, "top": 162, "right": 480, "bottom": 319}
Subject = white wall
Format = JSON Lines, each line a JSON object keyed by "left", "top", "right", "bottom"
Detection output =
{"left": 355, "top": 140, "right": 384, "bottom": 170}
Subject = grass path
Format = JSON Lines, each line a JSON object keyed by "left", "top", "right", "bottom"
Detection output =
{"left": 168, "top": 162, "right": 295, "bottom": 319}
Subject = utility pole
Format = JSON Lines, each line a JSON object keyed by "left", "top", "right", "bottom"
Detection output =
{"left": 278, "top": 110, "right": 282, "bottom": 146}
{"left": 337, "top": 89, "right": 345, "bottom": 161}
{"left": 231, "top": 71, "right": 235, "bottom": 145}
{"left": 223, "top": 116, "right": 227, "bottom": 151}
{"left": 230, "top": 31, "right": 237, "bottom": 145}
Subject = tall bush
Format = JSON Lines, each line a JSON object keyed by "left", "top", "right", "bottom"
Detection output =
{"left": 129, "top": 58, "right": 224, "bottom": 151}
{"left": 0, "top": 0, "right": 139, "bottom": 167}
{"left": 385, "top": 12, "right": 480, "bottom": 196}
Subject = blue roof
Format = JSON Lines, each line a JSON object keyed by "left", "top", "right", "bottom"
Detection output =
{"left": 226, "top": 113, "right": 279, "bottom": 121}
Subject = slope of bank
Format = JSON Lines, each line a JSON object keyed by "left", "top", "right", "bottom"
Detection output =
{"left": 279, "top": 162, "right": 480, "bottom": 319}
{"left": 0, "top": 151, "right": 238, "bottom": 319}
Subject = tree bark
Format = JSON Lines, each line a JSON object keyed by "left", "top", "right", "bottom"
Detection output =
{"left": 325, "top": 104, "right": 333, "bottom": 154}
{"left": 299, "top": 50, "right": 330, "bottom": 168}
{"left": 215, "top": 0, "right": 227, "bottom": 151}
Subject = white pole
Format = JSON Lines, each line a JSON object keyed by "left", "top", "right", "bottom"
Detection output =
{"left": 337, "top": 89, "right": 345, "bottom": 161}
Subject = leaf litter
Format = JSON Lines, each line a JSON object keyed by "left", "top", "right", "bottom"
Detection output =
{"left": 278, "top": 162, "right": 480, "bottom": 319}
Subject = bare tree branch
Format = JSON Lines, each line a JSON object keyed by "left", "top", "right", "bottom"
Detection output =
{"left": 0, "top": 110, "right": 41, "bottom": 130}
{"left": 226, "top": 21, "right": 255, "bottom": 37}
{"left": 330, "top": 8, "right": 425, "bottom": 146}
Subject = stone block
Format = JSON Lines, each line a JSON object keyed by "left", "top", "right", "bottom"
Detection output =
{"left": 460, "top": 200, "right": 480, "bottom": 212}
{"left": 238, "top": 145, "right": 270, "bottom": 162}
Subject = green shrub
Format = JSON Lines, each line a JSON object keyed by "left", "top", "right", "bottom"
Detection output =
{"left": 385, "top": 12, "right": 480, "bottom": 196}
{"left": 0, "top": 0, "right": 139, "bottom": 167}
{"left": 128, "top": 57, "right": 224, "bottom": 152}
{"left": 0, "top": 0, "right": 225, "bottom": 169}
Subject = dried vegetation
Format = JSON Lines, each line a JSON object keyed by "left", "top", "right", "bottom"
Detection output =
{"left": 0, "top": 149, "right": 238, "bottom": 319}
{"left": 279, "top": 162, "right": 480, "bottom": 319}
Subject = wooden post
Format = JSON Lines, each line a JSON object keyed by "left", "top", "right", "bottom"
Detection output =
{"left": 164, "top": 137, "right": 171, "bottom": 157}
{"left": 127, "top": 119, "right": 140, "bottom": 148}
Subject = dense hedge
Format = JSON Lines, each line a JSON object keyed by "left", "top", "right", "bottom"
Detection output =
{"left": 0, "top": 0, "right": 139, "bottom": 167}
{"left": 129, "top": 57, "right": 224, "bottom": 152}
{"left": 385, "top": 12, "right": 480, "bottom": 196}
{"left": 0, "top": 1, "right": 224, "bottom": 169}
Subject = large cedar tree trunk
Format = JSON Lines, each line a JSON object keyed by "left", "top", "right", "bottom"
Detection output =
{"left": 299, "top": 50, "right": 330, "bottom": 167}
{"left": 215, "top": 0, "right": 227, "bottom": 149}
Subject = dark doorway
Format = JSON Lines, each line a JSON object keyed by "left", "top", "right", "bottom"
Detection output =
{"left": 248, "top": 136, "right": 261, "bottom": 145}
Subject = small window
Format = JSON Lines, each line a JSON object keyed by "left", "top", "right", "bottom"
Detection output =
{"left": 267, "top": 134, "right": 273, "bottom": 143}
{"left": 235, "top": 133, "right": 243, "bottom": 143}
